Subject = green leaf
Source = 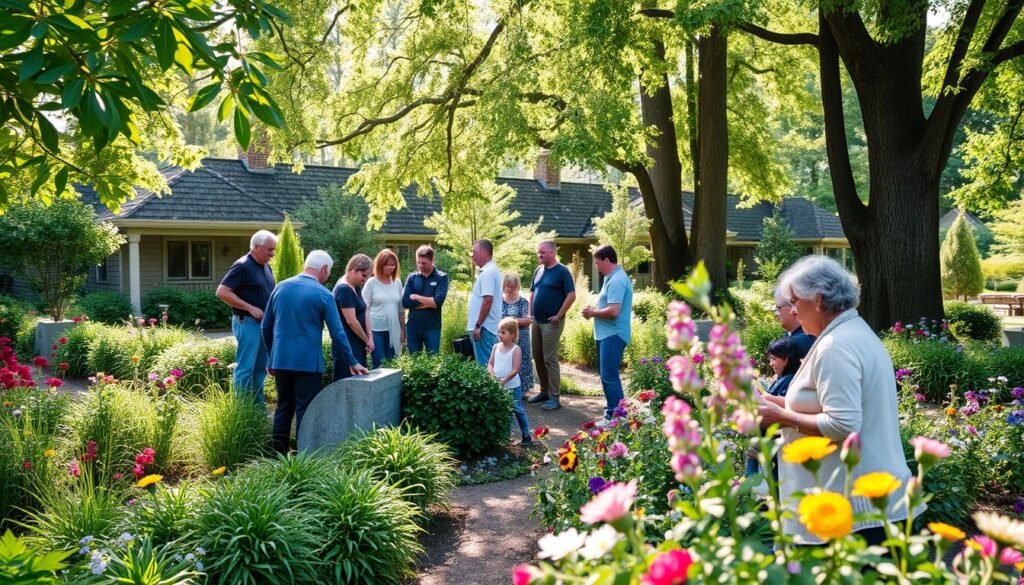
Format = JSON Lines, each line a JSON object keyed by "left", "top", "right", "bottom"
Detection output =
{"left": 29, "top": 162, "right": 51, "bottom": 197}
{"left": 217, "top": 94, "right": 234, "bottom": 123}
{"left": 244, "top": 87, "right": 285, "bottom": 128}
{"left": 119, "top": 16, "right": 154, "bottom": 42}
{"left": 37, "top": 113, "right": 59, "bottom": 151}
{"left": 234, "top": 107, "right": 250, "bottom": 149}
{"left": 54, "top": 165, "right": 68, "bottom": 195}
{"left": 154, "top": 18, "right": 176, "bottom": 70}
{"left": 19, "top": 43, "right": 44, "bottom": 81}
{"left": 36, "top": 62, "right": 74, "bottom": 84}
{"left": 173, "top": 28, "right": 193, "bottom": 74}
{"left": 62, "top": 13, "right": 93, "bottom": 30}
{"left": 188, "top": 82, "right": 222, "bottom": 112}
{"left": 61, "top": 77, "right": 85, "bottom": 108}
{"left": 0, "top": 18, "right": 33, "bottom": 51}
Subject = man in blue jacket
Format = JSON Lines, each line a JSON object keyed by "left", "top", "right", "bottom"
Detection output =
{"left": 262, "top": 250, "right": 369, "bottom": 454}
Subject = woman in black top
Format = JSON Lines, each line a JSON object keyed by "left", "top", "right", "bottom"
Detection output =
{"left": 332, "top": 254, "right": 373, "bottom": 381}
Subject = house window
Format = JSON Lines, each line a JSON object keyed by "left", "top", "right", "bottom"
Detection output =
{"left": 96, "top": 257, "right": 108, "bottom": 283}
{"left": 636, "top": 261, "right": 651, "bottom": 275}
{"left": 167, "top": 240, "right": 213, "bottom": 280}
{"left": 390, "top": 244, "right": 412, "bottom": 272}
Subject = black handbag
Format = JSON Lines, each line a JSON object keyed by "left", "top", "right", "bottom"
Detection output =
{"left": 452, "top": 336, "right": 476, "bottom": 359}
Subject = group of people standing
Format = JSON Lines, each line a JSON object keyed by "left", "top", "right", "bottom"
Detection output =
{"left": 214, "top": 230, "right": 634, "bottom": 453}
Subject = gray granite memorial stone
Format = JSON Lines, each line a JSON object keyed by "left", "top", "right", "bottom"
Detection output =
{"left": 297, "top": 368, "right": 402, "bottom": 453}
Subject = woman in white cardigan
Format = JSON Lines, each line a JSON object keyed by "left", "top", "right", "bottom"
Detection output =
{"left": 757, "top": 255, "right": 922, "bottom": 546}
{"left": 362, "top": 249, "right": 406, "bottom": 368}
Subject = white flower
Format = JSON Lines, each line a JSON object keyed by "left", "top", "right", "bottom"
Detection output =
{"left": 948, "top": 437, "right": 965, "bottom": 449}
{"left": 195, "top": 547, "right": 206, "bottom": 556}
{"left": 195, "top": 561, "right": 204, "bottom": 572}
{"left": 185, "top": 553, "right": 195, "bottom": 562}
{"left": 975, "top": 511, "right": 1024, "bottom": 547}
{"left": 117, "top": 532, "right": 133, "bottom": 544}
{"left": 537, "top": 528, "right": 587, "bottom": 561}
{"left": 11, "top": 409, "right": 21, "bottom": 418}
{"left": 542, "top": 454, "right": 551, "bottom": 464}
{"left": 579, "top": 524, "right": 621, "bottom": 560}
{"left": 227, "top": 362, "right": 238, "bottom": 371}
{"left": 999, "top": 376, "right": 1009, "bottom": 383}
{"left": 174, "top": 554, "right": 183, "bottom": 562}
{"left": 79, "top": 535, "right": 94, "bottom": 546}
{"left": 89, "top": 552, "right": 108, "bottom": 575}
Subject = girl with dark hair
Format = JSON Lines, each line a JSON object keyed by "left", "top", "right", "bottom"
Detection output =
{"left": 746, "top": 336, "right": 805, "bottom": 479}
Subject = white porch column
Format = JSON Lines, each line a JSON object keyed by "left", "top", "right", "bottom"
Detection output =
{"left": 128, "top": 233, "right": 142, "bottom": 315}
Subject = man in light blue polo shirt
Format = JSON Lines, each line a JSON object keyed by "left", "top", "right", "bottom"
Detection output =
{"left": 583, "top": 245, "right": 633, "bottom": 419}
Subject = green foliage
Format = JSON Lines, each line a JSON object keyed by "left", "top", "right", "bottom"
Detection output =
{"left": 943, "top": 301, "right": 1003, "bottom": 343}
{"left": 623, "top": 316, "right": 666, "bottom": 369}
{"left": 152, "top": 338, "right": 236, "bottom": 396}
{"left": 141, "top": 288, "right": 232, "bottom": 329}
{"left": 729, "top": 280, "right": 776, "bottom": 325}
{"left": 941, "top": 212, "right": 985, "bottom": 300}
{"left": 754, "top": 211, "right": 801, "bottom": 282}
{"left": 989, "top": 347, "right": 1024, "bottom": 390}
{"left": 883, "top": 337, "right": 990, "bottom": 401}
{"left": 131, "top": 482, "right": 198, "bottom": 546}
{"left": 630, "top": 289, "right": 669, "bottom": 323}
{"left": 0, "top": 529, "right": 72, "bottom": 583}
{"left": 424, "top": 182, "right": 557, "bottom": 279}
{"left": 310, "top": 469, "right": 423, "bottom": 584}
{"left": 627, "top": 357, "right": 673, "bottom": 405}
{"left": 439, "top": 289, "right": 469, "bottom": 355}
{"left": 191, "top": 481, "right": 320, "bottom": 584}
{"left": 394, "top": 352, "right": 512, "bottom": 457}
{"left": 54, "top": 322, "right": 109, "bottom": 378}
{"left": 982, "top": 254, "right": 1024, "bottom": 284}
{"left": 0, "top": 0, "right": 288, "bottom": 213}
{"left": 0, "top": 296, "right": 31, "bottom": 345}
{"left": 990, "top": 199, "right": 1024, "bottom": 256}
{"left": 12, "top": 318, "right": 37, "bottom": 362}
{"left": 0, "top": 390, "right": 69, "bottom": 526}
{"left": 183, "top": 387, "right": 270, "bottom": 472}
{"left": 559, "top": 316, "right": 598, "bottom": 368}
{"left": 293, "top": 185, "right": 381, "bottom": 283}
{"left": 22, "top": 468, "right": 132, "bottom": 552}
{"left": 75, "top": 292, "right": 134, "bottom": 325}
{"left": 339, "top": 426, "right": 457, "bottom": 515}
{"left": 590, "top": 184, "right": 652, "bottom": 272}
{"left": 738, "top": 320, "right": 785, "bottom": 377}
{"left": 0, "top": 200, "right": 123, "bottom": 320}
{"left": 101, "top": 536, "right": 203, "bottom": 584}
{"left": 87, "top": 325, "right": 192, "bottom": 381}
{"left": 65, "top": 384, "right": 159, "bottom": 479}
{"left": 270, "top": 215, "right": 304, "bottom": 280}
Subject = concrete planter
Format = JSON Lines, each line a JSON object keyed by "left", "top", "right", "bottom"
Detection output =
{"left": 1004, "top": 328, "right": 1024, "bottom": 348}
{"left": 34, "top": 319, "right": 76, "bottom": 360}
{"left": 695, "top": 319, "right": 715, "bottom": 343}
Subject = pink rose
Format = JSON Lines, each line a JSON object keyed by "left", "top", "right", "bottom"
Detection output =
{"left": 909, "top": 436, "right": 950, "bottom": 466}
{"left": 641, "top": 549, "right": 693, "bottom": 585}
{"left": 579, "top": 479, "right": 636, "bottom": 525}
{"left": 512, "top": 564, "right": 535, "bottom": 585}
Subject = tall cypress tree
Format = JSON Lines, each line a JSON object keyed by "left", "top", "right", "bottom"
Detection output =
{"left": 271, "top": 215, "right": 304, "bottom": 280}
{"left": 940, "top": 212, "right": 984, "bottom": 301}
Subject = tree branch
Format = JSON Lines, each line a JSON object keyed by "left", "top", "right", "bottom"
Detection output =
{"left": 993, "top": 40, "right": 1024, "bottom": 65}
{"left": 738, "top": 23, "right": 818, "bottom": 47}
{"left": 639, "top": 8, "right": 674, "bottom": 19}
{"left": 940, "top": 0, "right": 986, "bottom": 91}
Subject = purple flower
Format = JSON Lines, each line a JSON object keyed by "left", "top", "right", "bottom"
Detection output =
{"left": 639, "top": 357, "right": 648, "bottom": 365}
{"left": 1013, "top": 388, "right": 1024, "bottom": 401}
{"left": 588, "top": 476, "right": 608, "bottom": 494}
{"left": 613, "top": 406, "right": 628, "bottom": 418}
{"left": 1007, "top": 410, "right": 1024, "bottom": 426}
{"left": 1014, "top": 498, "right": 1024, "bottom": 515}
{"left": 147, "top": 372, "right": 159, "bottom": 382}
{"left": 914, "top": 393, "right": 927, "bottom": 403}
{"left": 652, "top": 356, "right": 663, "bottom": 364}
{"left": 960, "top": 402, "right": 980, "bottom": 417}
{"left": 895, "top": 368, "right": 912, "bottom": 381}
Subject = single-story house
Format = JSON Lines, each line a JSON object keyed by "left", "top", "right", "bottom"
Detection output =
{"left": 4, "top": 149, "right": 849, "bottom": 312}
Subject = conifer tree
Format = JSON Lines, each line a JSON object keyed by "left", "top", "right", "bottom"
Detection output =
{"left": 941, "top": 212, "right": 984, "bottom": 301}
{"left": 755, "top": 211, "right": 801, "bottom": 282}
{"left": 271, "top": 215, "right": 305, "bottom": 280}
{"left": 590, "top": 184, "right": 652, "bottom": 273}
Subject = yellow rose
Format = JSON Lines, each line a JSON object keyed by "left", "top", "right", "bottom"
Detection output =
{"left": 782, "top": 436, "right": 837, "bottom": 464}
{"left": 851, "top": 472, "right": 901, "bottom": 500}
{"left": 798, "top": 491, "right": 853, "bottom": 541}
{"left": 927, "top": 522, "right": 966, "bottom": 541}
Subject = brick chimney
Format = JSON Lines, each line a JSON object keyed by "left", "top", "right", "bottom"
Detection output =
{"left": 533, "top": 149, "right": 560, "bottom": 190}
{"left": 238, "top": 131, "right": 272, "bottom": 171}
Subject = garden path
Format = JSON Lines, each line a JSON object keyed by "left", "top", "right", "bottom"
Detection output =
{"left": 413, "top": 393, "right": 607, "bottom": 584}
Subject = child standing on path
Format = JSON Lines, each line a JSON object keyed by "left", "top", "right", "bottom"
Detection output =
{"left": 489, "top": 317, "right": 533, "bottom": 445}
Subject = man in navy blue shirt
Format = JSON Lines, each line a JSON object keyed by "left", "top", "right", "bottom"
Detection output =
{"left": 773, "top": 286, "right": 815, "bottom": 355}
{"left": 402, "top": 245, "right": 449, "bottom": 353}
{"left": 527, "top": 240, "right": 576, "bottom": 410}
{"left": 216, "top": 230, "right": 277, "bottom": 403}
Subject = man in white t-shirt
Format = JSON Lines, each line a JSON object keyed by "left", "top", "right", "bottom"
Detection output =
{"left": 467, "top": 239, "right": 502, "bottom": 365}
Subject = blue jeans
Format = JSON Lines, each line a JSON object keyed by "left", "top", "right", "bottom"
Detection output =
{"left": 596, "top": 335, "right": 627, "bottom": 418}
{"left": 472, "top": 327, "right": 498, "bottom": 367}
{"left": 232, "top": 315, "right": 267, "bottom": 404}
{"left": 509, "top": 384, "right": 530, "bottom": 439}
{"left": 370, "top": 331, "right": 395, "bottom": 368}
{"left": 272, "top": 370, "right": 321, "bottom": 454}
{"left": 406, "top": 326, "right": 441, "bottom": 354}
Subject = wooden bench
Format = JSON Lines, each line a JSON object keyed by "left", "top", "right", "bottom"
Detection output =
{"left": 979, "top": 294, "right": 1024, "bottom": 317}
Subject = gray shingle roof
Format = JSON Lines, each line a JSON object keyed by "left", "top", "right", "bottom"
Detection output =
{"left": 78, "top": 158, "right": 845, "bottom": 241}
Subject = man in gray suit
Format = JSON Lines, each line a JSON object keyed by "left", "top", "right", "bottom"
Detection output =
{"left": 262, "top": 250, "right": 369, "bottom": 453}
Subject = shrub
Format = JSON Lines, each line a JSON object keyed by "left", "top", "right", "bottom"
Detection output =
{"left": 627, "top": 356, "right": 673, "bottom": 404}
{"left": 191, "top": 481, "right": 320, "bottom": 584}
{"left": 395, "top": 352, "right": 512, "bottom": 457}
{"left": 624, "top": 315, "right": 667, "bottom": 369}
{"left": 22, "top": 470, "right": 132, "bottom": 552}
{"left": 0, "top": 391, "right": 68, "bottom": 525}
{"left": 152, "top": 338, "right": 237, "bottom": 396}
{"left": 311, "top": 469, "right": 423, "bottom": 584}
{"left": 183, "top": 387, "right": 270, "bottom": 472}
{"left": 440, "top": 289, "right": 469, "bottom": 355}
{"left": 883, "top": 337, "right": 990, "bottom": 401}
{"left": 738, "top": 320, "right": 785, "bottom": 376}
{"left": 940, "top": 212, "right": 984, "bottom": 300}
{"left": 64, "top": 384, "right": 159, "bottom": 480}
{"left": 234, "top": 451, "right": 337, "bottom": 498}
{"left": 76, "top": 292, "right": 133, "bottom": 325}
{"left": 0, "top": 530, "right": 73, "bottom": 579}
{"left": 943, "top": 300, "right": 1002, "bottom": 343}
{"left": 989, "top": 347, "right": 1024, "bottom": 389}
{"left": 339, "top": 426, "right": 457, "bottom": 515}
{"left": 0, "top": 296, "right": 30, "bottom": 345}
{"left": 270, "top": 215, "right": 304, "bottom": 280}
{"left": 101, "top": 537, "right": 203, "bottom": 583}
{"left": 729, "top": 280, "right": 776, "bottom": 325}
{"left": 88, "top": 325, "right": 192, "bottom": 380}
{"left": 1018, "top": 277, "right": 1024, "bottom": 293}
{"left": 755, "top": 211, "right": 801, "bottom": 281}
{"left": 54, "top": 321, "right": 110, "bottom": 378}
{"left": 560, "top": 316, "right": 597, "bottom": 367}
{"left": 140, "top": 287, "right": 191, "bottom": 324}
{"left": 13, "top": 317, "right": 37, "bottom": 362}
{"left": 131, "top": 482, "right": 198, "bottom": 546}
{"left": 631, "top": 290, "right": 669, "bottom": 323}
{"left": 981, "top": 254, "right": 1024, "bottom": 283}
{"left": 185, "top": 290, "right": 232, "bottom": 329}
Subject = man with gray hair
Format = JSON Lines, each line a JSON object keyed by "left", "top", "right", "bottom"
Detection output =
{"left": 261, "top": 250, "right": 368, "bottom": 453}
{"left": 773, "top": 284, "right": 814, "bottom": 355}
{"left": 216, "top": 229, "right": 278, "bottom": 403}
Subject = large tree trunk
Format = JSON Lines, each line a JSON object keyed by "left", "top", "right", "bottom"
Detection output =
{"left": 636, "top": 39, "right": 690, "bottom": 290}
{"left": 691, "top": 27, "right": 729, "bottom": 292}
{"left": 819, "top": 11, "right": 944, "bottom": 331}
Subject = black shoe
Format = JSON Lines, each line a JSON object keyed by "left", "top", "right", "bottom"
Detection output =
{"left": 519, "top": 436, "right": 534, "bottom": 446}
{"left": 527, "top": 393, "right": 550, "bottom": 404}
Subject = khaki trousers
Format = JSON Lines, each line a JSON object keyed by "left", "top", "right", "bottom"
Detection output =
{"left": 532, "top": 320, "right": 565, "bottom": 399}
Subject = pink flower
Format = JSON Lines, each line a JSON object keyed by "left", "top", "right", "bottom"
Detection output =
{"left": 841, "top": 432, "right": 861, "bottom": 468}
{"left": 148, "top": 318, "right": 157, "bottom": 326}
{"left": 909, "top": 436, "right": 951, "bottom": 467}
{"left": 665, "top": 302, "right": 696, "bottom": 351}
{"left": 133, "top": 464, "right": 145, "bottom": 479}
{"left": 579, "top": 480, "right": 637, "bottom": 525}
{"left": 113, "top": 473, "right": 123, "bottom": 481}
{"left": 671, "top": 452, "right": 702, "bottom": 483}
{"left": 68, "top": 460, "right": 81, "bottom": 478}
{"left": 170, "top": 368, "right": 183, "bottom": 379}
{"left": 691, "top": 353, "right": 705, "bottom": 364}
{"left": 731, "top": 408, "right": 757, "bottom": 434}
{"left": 46, "top": 378, "right": 63, "bottom": 388}
{"left": 969, "top": 535, "right": 998, "bottom": 559}
{"left": 637, "top": 390, "right": 656, "bottom": 402}
{"left": 512, "top": 564, "right": 535, "bottom": 585}
{"left": 135, "top": 447, "right": 155, "bottom": 466}
{"left": 206, "top": 357, "right": 219, "bottom": 365}
{"left": 607, "top": 442, "right": 629, "bottom": 459}
{"left": 163, "top": 376, "right": 176, "bottom": 387}
{"left": 641, "top": 549, "right": 693, "bottom": 585}
{"left": 22, "top": 459, "right": 32, "bottom": 470}
{"left": 667, "top": 354, "right": 704, "bottom": 396}
{"left": 1000, "top": 546, "right": 1023, "bottom": 565}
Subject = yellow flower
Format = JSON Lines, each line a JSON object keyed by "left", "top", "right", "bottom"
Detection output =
{"left": 43, "top": 449, "right": 55, "bottom": 458}
{"left": 136, "top": 474, "right": 163, "bottom": 489}
{"left": 928, "top": 522, "right": 966, "bottom": 541}
{"left": 798, "top": 491, "right": 853, "bottom": 541}
{"left": 782, "top": 437, "right": 837, "bottom": 464}
{"left": 559, "top": 450, "right": 578, "bottom": 473}
{"left": 944, "top": 407, "right": 957, "bottom": 416}
{"left": 851, "top": 472, "right": 901, "bottom": 500}
{"left": 130, "top": 355, "right": 141, "bottom": 364}
{"left": 211, "top": 466, "right": 226, "bottom": 476}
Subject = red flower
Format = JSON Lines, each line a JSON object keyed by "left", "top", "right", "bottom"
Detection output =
{"left": 51, "top": 344, "right": 58, "bottom": 350}
{"left": 59, "top": 337, "right": 68, "bottom": 345}
{"left": 135, "top": 447, "right": 155, "bottom": 466}
{"left": 133, "top": 464, "right": 145, "bottom": 479}
{"left": 22, "top": 460, "right": 32, "bottom": 470}
{"left": 32, "top": 356, "right": 49, "bottom": 368}
{"left": 532, "top": 426, "right": 549, "bottom": 439}
{"left": 0, "top": 337, "right": 10, "bottom": 346}
{"left": 637, "top": 390, "right": 656, "bottom": 402}
{"left": 58, "top": 362, "right": 69, "bottom": 371}
{"left": 641, "top": 549, "right": 693, "bottom": 585}
{"left": 581, "top": 420, "right": 596, "bottom": 430}
{"left": 46, "top": 378, "right": 63, "bottom": 388}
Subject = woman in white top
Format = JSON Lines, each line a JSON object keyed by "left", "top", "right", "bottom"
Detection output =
{"left": 757, "top": 255, "right": 922, "bottom": 546}
{"left": 362, "top": 249, "right": 406, "bottom": 368}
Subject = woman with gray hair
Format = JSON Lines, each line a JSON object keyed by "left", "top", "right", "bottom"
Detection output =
{"left": 757, "top": 255, "right": 921, "bottom": 546}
